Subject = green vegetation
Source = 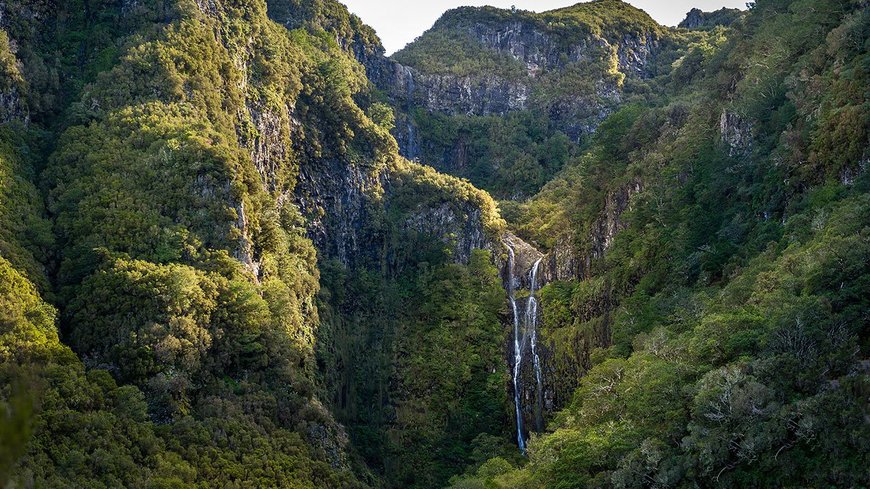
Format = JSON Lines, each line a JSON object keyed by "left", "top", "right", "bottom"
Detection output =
{"left": 387, "top": 157, "right": 506, "bottom": 235}
{"left": 2, "top": 0, "right": 513, "bottom": 486}
{"left": 0, "top": 0, "right": 390, "bottom": 486}
{"left": 393, "top": 27, "right": 526, "bottom": 79}
{"left": 540, "top": 0, "right": 667, "bottom": 39}
{"left": 0, "top": 126, "right": 53, "bottom": 292}
{"left": 319, "top": 250, "right": 513, "bottom": 488}
{"left": 451, "top": 0, "right": 870, "bottom": 486}
{"left": 0, "top": 0, "right": 867, "bottom": 487}
{"left": 315, "top": 157, "right": 512, "bottom": 487}
{"left": 394, "top": 0, "right": 667, "bottom": 75}
{"left": 266, "top": 0, "right": 384, "bottom": 57}
{"left": 405, "top": 110, "right": 573, "bottom": 199}
{"left": 391, "top": 0, "right": 696, "bottom": 199}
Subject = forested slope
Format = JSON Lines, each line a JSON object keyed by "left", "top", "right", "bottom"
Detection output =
{"left": 0, "top": 0, "right": 867, "bottom": 488}
{"left": 0, "top": 0, "right": 508, "bottom": 487}
{"left": 448, "top": 0, "right": 870, "bottom": 486}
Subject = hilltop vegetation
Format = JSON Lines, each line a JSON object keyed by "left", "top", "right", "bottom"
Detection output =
{"left": 387, "top": 0, "right": 696, "bottom": 199}
{"left": 393, "top": 0, "right": 667, "bottom": 77}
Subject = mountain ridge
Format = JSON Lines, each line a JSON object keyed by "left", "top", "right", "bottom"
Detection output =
{"left": 360, "top": 0, "right": 693, "bottom": 199}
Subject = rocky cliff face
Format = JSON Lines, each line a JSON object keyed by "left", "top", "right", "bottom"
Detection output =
{"left": 0, "top": 86, "right": 27, "bottom": 124}
{"left": 0, "top": 5, "right": 31, "bottom": 124}
{"left": 295, "top": 153, "right": 385, "bottom": 267}
{"left": 679, "top": 7, "right": 744, "bottom": 30}
{"left": 501, "top": 232, "right": 542, "bottom": 289}
{"left": 720, "top": 109, "right": 754, "bottom": 157}
{"left": 364, "top": 8, "right": 663, "bottom": 148}
{"left": 542, "top": 181, "right": 642, "bottom": 282}
{"left": 294, "top": 153, "right": 504, "bottom": 269}
{"left": 401, "top": 201, "right": 493, "bottom": 263}
{"left": 351, "top": 3, "right": 677, "bottom": 200}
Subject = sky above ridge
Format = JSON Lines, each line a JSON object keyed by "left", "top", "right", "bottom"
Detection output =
{"left": 341, "top": 0, "right": 747, "bottom": 54}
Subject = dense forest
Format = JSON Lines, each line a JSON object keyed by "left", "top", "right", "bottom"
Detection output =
{"left": 0, "top": 0, "right": 867, "bottom": 488}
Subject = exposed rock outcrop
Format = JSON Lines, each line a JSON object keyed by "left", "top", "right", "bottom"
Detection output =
{"left": 720, "top": 109, "right": 754, "bottom": 157}
{"left": 294, "top": 154, "right": 384, "bottom": 267}
{"left": 0, "top": 24, "right": 29, "bottom": 124}
{"left": 501, "top": 232, "right": 543, "bottom": 289}
{"left": 293, "top": 153, "right": 505, "bottom": 269}
{"left": 680, "top": 8, "right": 707, "bottom": 29}
{"left": 361, "top": 3, "right": 665, "bottom": 159}
{"left": 0, "top": 82, "right": 27, "bottom": 124}
{"left": 679, "top": 7, "right": 744, "bottom": 30}
{"left": 543, "top": 181, "right": 642, "bottom": 282}
{"left": 402, "top": 203, "right": 493, "bottom": 264}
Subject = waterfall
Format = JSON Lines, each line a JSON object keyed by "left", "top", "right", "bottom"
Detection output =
{"left": 528, "top": 259, "right": 544, "bottom": 433}
{"left": 507, "top": 246, "right": 545, "bottom": 454}
{"left": 508, "top": 246, "right": 526, "bottom": 453}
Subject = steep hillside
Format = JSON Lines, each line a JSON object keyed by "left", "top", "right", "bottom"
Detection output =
{"left": 450, "top": 0, "right": 869, "bottom": 486}
{"left": 0, "top": 0, "right": 510, "bottom": 487}
{"left": 0, "top": 0, "right": 867, "bottom": 488}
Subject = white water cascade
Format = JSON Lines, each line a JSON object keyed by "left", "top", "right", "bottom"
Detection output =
{"left": 507, "top": 246, "right": 526, "bottom": 453}
{"left": 507, "top": 245, "right": 545, "bottom": 454}
{"left": 528, "top": 259, "right": 545, "bottom": 433}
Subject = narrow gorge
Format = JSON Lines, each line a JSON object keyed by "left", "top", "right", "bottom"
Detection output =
{"left": 0, "top": 0, "right": 867, "bottom": 488}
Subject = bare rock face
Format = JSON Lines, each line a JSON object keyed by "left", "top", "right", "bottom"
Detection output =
{"left": 679, "top": 7, "right": 743, "bottom": 30}
{"left": 501, "top": 232, "right": 543, "bottom": 290}
{"left": 0, "top": 87, "right": 27, "bottom": 124}
{"left": 294, "top": 153, "right": 503, "bottom": 269}
{"left": 720, "top": 109, "right": 754, "bottom": 157}
{"left": 232, "top": 201, "right": 261, "bottom": 279}
{"left": 295, "top": 153, "right": 385, "bottom": 267}
{"left": 245, "top": 105, "right": 294, "bottom": 193}
{"left": 299, "top": 399, "right": 353, "bottom": 470}
{"left": 586, "top": 181, "right": 642, "bottom": 269}
{"left": 362, "top": 6, "right": 663, "bottom": 156}
{"left": 680, "top": 8, "right": 706, "bottom": 29}
{"left": 366, "top": 58, "right": 534, "bottom": 120}
{"left": 403, "top": 203, "right": 493, "bottom": 264}
{"left": 0, "top": 21, "right": 29, "bottom": 125}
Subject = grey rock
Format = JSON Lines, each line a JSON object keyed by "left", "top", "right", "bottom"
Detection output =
{"left": 720, "top": 109, "right": 754, "bottom": 157}
{"left": 359, "top": 7, "right": 661, "bottom": 169}
{"left": 0, "top": 88, "right": 27, "bottom": 125}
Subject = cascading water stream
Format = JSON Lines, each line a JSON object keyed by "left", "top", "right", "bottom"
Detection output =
{"left": 507, "top": 245, "right": 545, "bottom": 454}
{"left": 528, "top": 259, "right": 545, "bottom": 433}
{"left": 508, "top": 246, "right": 526, "bottom": 453}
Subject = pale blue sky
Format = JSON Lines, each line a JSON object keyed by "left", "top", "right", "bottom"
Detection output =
{"left": 341, "top": 0, "right": 747, "bottom": 54}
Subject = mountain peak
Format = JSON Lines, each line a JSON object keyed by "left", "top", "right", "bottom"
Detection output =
{"left": 678, "top": 6, "right": 744, "bottom": 29}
